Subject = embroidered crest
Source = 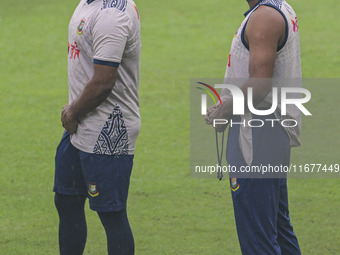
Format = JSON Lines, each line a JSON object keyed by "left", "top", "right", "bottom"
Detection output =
{"left": 231, "top": 178, "right": 240, "bottom": 192}
{"left": 77, "top": 18, "right": 86, "bottom": 35}
{"left": 88, "top": 183, "right": 99, "bottom": 197}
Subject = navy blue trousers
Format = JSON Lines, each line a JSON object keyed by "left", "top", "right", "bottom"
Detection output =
{"left": 227, "top": 115, "right": 301, "bottom": 255}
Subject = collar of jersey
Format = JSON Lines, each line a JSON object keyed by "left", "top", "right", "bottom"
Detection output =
{"left": 244, "top": 0, "right": 264, "bottom": 16}
{"left": 87, "top": 0, "right": 95, "bottom": 4}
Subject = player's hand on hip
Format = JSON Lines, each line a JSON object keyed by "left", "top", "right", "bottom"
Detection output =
{"left": 61, "top": 104, "right": 78, "bottom": 135}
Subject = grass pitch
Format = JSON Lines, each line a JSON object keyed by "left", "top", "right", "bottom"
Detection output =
{"left": 0, "top": 0, "right": 339, "bottom": 254}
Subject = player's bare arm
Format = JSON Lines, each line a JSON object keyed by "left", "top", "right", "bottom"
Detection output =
{"left": 61, "top": 64, "right": 118, "bottom": 134}
{"left": 206, "top": 6, "right": 286, "bottom": 131}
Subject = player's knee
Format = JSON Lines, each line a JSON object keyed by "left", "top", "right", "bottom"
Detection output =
{"left": 97, "top": 210, "right": 127, "bottom": 228}
{"left": 54, "top": 193, "right": 86, "bottom": 215}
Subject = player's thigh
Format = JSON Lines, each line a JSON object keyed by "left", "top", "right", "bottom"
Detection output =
{"left": 53, "top": 131, "right": 87, "bottom": 195}
{"left": 79, "top": 152, "right": 134, "bottom": 212}
{"left": 251, "top": 114, "right": 290, "bottom": 166}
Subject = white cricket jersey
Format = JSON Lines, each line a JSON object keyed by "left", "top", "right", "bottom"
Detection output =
{"left": 67, "top": 0, "right": 141, "bottom": 155}
{"left": 222, "top": 0, "right": 302, "bottom": 165}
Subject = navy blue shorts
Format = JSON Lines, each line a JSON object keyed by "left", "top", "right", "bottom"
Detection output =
{"left": 53, "top": 131, "right": 134, "bottom": 212}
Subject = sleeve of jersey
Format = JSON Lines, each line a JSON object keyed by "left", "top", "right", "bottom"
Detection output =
{"left": 92, "top": 9, "right": 130, "bottom": 67}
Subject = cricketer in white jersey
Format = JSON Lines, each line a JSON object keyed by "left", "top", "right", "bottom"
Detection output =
{"left": 54, "top": 1, "right": 141, "bottom": 254}
{"left": 221, "top": 0, "right": 302, "bottom": 165}
{"left": 206, "top": 0, "right": 302, "bottom": 254}
{"left": 67, "top": 0, "right": 141, "bottom": 155}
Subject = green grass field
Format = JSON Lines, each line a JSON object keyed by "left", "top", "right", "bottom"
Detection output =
{"left": 0, "top": 0, "right": 339, "bottom": 254}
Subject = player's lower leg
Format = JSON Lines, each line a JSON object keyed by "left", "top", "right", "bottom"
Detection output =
{"left": 277, "top": 179, "right": 301, "bottom": 255}
{"left": 55, "top": 193, "right": 87, "bottom": 255}
{"left": 98, "top": 209, "right": 135, "bottom": 255}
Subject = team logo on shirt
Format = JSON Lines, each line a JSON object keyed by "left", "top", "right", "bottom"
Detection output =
{"left": 77, "top": 18, "right": 86, "bottom": 35}
{"left": 230, "top": 178, "right": 240, "bottom": 192}
{"left": 88, "top": 183, "right": 99, "bottom": 197}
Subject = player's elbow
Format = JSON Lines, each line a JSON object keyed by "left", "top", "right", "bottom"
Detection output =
{"left": 249, "top": 78, "right": 273, "bottom": 103}
{"left": 99, "top": 80, "right": 115, "bottom": 95}
{"left": 87, "top": 79, "right": 115, "bottom": 101}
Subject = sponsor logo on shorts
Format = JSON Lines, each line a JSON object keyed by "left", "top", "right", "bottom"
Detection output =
{"left": 231, "top": 178, "right": 240, "bottom": 192}
{"left": 88, "top": 183, "right": 99, "bottom": 197}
